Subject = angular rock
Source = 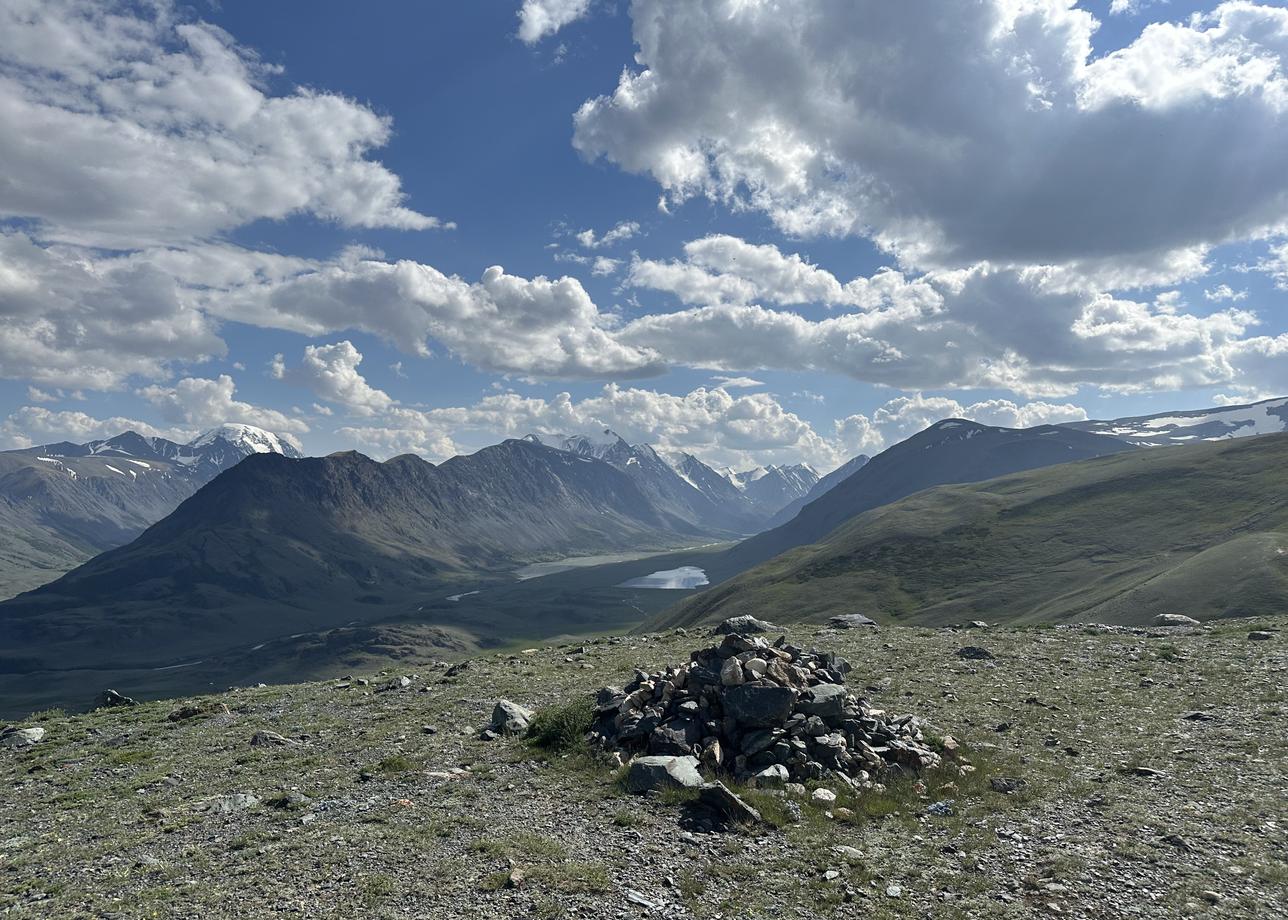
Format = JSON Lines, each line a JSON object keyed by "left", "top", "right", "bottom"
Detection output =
{"left": 955, "top": 646, "right": 994, "bottom": 660}
{"left": 796, "top": 683, "right": 848, "bottom": 724}
{"left": 698, "top": 781, "right": 762, "bottom": 824}
{"left": 719, "top": 656, "right": 746, "bottom": 687}
{"left": 829, "top": 614, "right": 877, "bottom": 629}
{"left": 625, "top": 755, "right": 704, "bottom": 794}
{"left": 490, "top": 699, "right": 534, "bottom": 735}
{"left": 95, "top": 689, "right": 137, "bottom": 709}
{"left": 754, "top": 764, "right": 789, "bottom": 788}
{"left": 0, "top": 726, "right": 45, "bottom": 750}
{"left": 724, "top": 682, "right": 796, "bottom": 727}
{"left": 250, "top": 730, "right": 298, "bottom": 747}
{"left": 711, "top": 615, "right": 778, "bottom": 635}
{"left": 1152, "top": 613, "right": 1200, "bottom": 626}
{"left": 1248, "top": 630, "right": 1274, "bottom": 641}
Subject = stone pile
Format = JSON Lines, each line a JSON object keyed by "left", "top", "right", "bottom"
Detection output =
{"left": 589, "top": 630, "right": 941, "bottom": 789}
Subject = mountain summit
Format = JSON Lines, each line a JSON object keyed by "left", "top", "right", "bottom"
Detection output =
{"left": 0, "top": 424, "right": 301, "bottom": 599}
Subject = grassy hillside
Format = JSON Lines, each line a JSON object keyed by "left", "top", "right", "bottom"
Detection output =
{"left": 656, "top": 433, "right": 1288, "bottom": 630}
{"left": 3, "top": 618, "right": 1284, "bottom": 918}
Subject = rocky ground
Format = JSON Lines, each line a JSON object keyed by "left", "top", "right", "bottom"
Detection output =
{"left": 1, "top": 617, "right": 1284, "bottom": 919}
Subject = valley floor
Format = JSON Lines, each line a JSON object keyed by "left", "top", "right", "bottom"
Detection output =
{"left": 1, "top": 619, "right": 1284, "bottom": 918}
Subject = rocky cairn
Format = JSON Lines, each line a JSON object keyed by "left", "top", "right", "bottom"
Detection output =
{"left": 590, "top": 630, "right": 941, "bottom": 792}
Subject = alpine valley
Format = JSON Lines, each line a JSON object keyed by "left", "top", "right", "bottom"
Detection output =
{"left": 2, "top": 397, "right": 1287, "bottom": 716}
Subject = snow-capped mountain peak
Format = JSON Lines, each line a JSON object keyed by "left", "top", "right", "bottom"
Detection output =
{"left": 523, "top": 429, "right": 627, "bottom": 460}
{"left": 187, "top": 424, "right": 303, "bottom": 459}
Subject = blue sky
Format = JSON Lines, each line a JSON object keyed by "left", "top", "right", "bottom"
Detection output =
{"left": 1, "top": 0, "right": 1287, "bottom": 470}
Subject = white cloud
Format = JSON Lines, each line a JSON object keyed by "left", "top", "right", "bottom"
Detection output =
{"left": 341, "top": 384, "right": 842, "bottom": 469}
{"left": 576, "top": 221, "right": 640, "bottom": 249}
{"left": 620, "top": 261, "right": 1259, "bottom": 398}
{"left": 327, "top": 383, "right": 1091, "bottom": 472}
{"left": 518, "top": 0, "right": 594, "bottom": 44}
{"left": 1204, "top": 283, "right": 1248, "bottom": 302}
{"left": 0, "top": 230, "right": 226, "bottom": 390}
{"left": 137, "top": 375, "right": 309, "bottom": 441}
{"left": 274, "top": 341, "right": 395, "bottom": 416}
{"left": 0, "top": 406, "right": 193, "bottom": 450}
{"left": 712, "top": 376, "right": 764, "bottom": 389}
{"left": 574, "top": 1, "right": 1288, "bottom": 273}
{"left": 210, "top": 256, "right": 663, "bottom": 379}
{"left": 0, "top": 0, "right": 444, "bottom": 248}
{"left": 627, "top": 234, "right": 941, "bottom": 308}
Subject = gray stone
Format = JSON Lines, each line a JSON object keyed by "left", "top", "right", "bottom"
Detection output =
{"left": 829, "top": 614, "right": 877, "bottom": 629}
{"left": 711, "top": 615, "right": 778, "bottom": 635}
{"left": 205, "top": 793, "right": 260, "bottom": 814}
{"left": 625, "top": 755, "right": 704, "bottom": 794}
{"left": 795, "top": 682, "right": 849, "bottom": 723}
{"left": 698, "top": 781, "right": 763, "bottom": 824}
{"left": 95, "top": 689, "right": 137, "bottom": 709}
{"left": 490, "top": 699, "right": 534, "bottom": 735}
{"left": 955, "top": 646, "right": 994, "bottom": 660}
{"left": 0, "top": 726, "right": 45, "bottom": 750}
{"left": 719, "top": 656, "right": 746, "bottom": 687}
{"left": 250, "top": 729, "right": 298, "bottom": 747}
{"left": 1248, "top": 630, "right": 1274, "bottom": 641}
{"left": 1153, "top": 613, "right": 1200, "bottom": 626}
{"left": 754, "top": 764, "right": 789, "bottom": 788}
{"left": 648, "top": 717, "right": 702, "bottom": 755}
{"left": 724, "top": 682, "right": 796, "bottom": 727}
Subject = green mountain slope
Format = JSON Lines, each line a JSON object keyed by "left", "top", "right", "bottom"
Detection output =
{"left": 654, "top": 433, "right": 1288, "bottom": 630}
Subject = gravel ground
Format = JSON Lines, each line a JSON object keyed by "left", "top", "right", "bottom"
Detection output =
{"left": 1, "top": 617, "right": 1284, "bottom": 919}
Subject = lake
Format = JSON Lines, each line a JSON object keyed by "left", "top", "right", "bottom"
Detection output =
{"left": 617, "top": 565, "right": 710, "bottom": 589}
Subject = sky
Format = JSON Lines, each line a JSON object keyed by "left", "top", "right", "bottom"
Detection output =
{"left": 1, "top": 0, "right": 1287, "bottom": 472}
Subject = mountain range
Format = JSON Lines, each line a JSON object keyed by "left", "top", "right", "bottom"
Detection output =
{"left": 524, "top": 430, "right": 818, "bottom": 532}
{"left": 656, "top": 431, "right": 1288, "bottom": 630}
{"left": 0, "top": 424, "right": 301, "bottom": 600}
{"left": 0, "top": 439, "right": 711, "bottom": 680}
{"left": 4, "top": 395, "right": 1288, "bottom": 715}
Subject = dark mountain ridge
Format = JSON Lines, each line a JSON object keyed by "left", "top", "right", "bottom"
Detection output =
{"left": 0, "top": 439, "right": 699, "bottom": 677}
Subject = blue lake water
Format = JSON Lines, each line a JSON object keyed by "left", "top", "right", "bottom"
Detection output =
{"left": 618, "top": 565, "right": 710, "bottom": 589}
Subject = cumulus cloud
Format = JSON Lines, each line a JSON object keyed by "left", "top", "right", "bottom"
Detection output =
{"left": 138, "top": 375, "right": 309, "bottom": 440}
{"left": 574, "top": 1, "right": 1288, "bottom": 273}
{"left": 0, "top": 231, "right": 227, "bottom": 390}
{"left": 210, "top": 256, "right": 663, "bottom": 379}
{"left": 620, "top": 260, "right": 1259, "bottom": 398}
{"left": 335, "top": 384, "right": 839, "bottom": 469}
{"left": 0, "top": 406, "right": 194, "bottom": 450}
{"left": 326, "top": 382, "right": 1091, "bottom": 471}
{"left": 576, "top": 221, "right": 640, "bottom": 249}
{"left": 627, "top": 234, "right": 941, "bottom": 308}
{"left": 273, "top": 341, "right": 395, "bottom": 416}
{"left": 0, "top": 0, "right": 444, "bottom": 248}
{"left": 518, "top": 0, "right": 594, "bottom": 44}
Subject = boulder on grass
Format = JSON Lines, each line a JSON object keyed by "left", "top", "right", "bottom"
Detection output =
{"left": 1152, "top": 613, "right": 1200, "bottom": 627}
{"left": 490, "top": 700, "right": 534, "bottom": 735}
{"left": 711, "top": 615, "right": 779, "bottom": 636}
{"left": 829, "top": 614, "right": 877, "bottom": 629}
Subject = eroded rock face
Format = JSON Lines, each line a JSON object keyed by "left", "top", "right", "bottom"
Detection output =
{"left": 589, "top": 632, "right": 941, "bottom": 787}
